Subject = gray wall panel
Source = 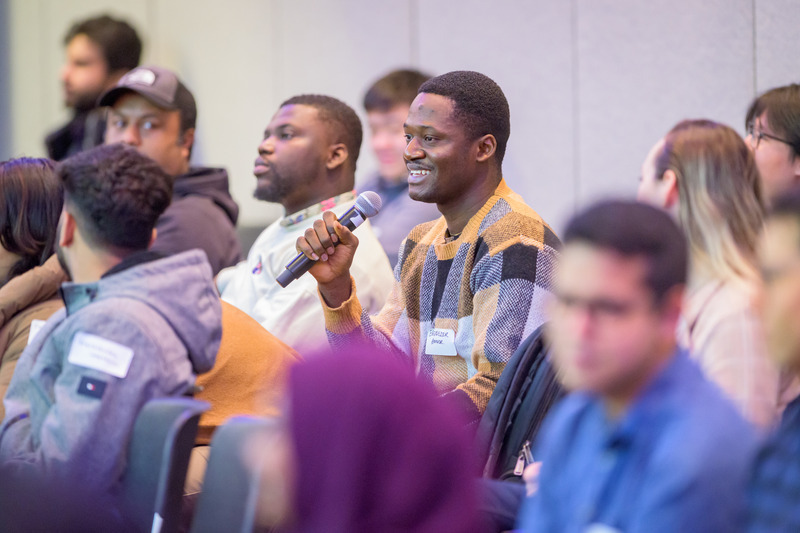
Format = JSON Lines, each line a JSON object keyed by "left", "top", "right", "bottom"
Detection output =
{"left": 576, "top": 0, "right": 754, "bottom": 207}
{"left": 415, "top": 0, "right": 576, "bottom": 232}
{"left": 150, "top": 0, "right": 280, "bottom": 225}
{"left": 755, "top": 0, "right": 800, "bottom": 92}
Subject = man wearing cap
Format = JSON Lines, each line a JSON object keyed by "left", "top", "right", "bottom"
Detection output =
{"left": 100, "top": 66, "right": 242, "bottom": 275}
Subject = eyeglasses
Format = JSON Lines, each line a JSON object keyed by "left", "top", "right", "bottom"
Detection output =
{"left": 747, "top": 122, "right": 793, "bottom": 150}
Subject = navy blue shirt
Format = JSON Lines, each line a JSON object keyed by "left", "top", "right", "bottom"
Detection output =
{"left": 518, "top": 350, "right": 758, "bottom": 533}
{"left": 747, "top": 395, "right": 800, "bottom": 532}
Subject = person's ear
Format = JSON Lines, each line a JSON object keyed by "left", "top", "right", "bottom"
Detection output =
{"left": 148, "top": 228, "right": 158, "bottom": 249}
{"left": 59, "top": 212, "right": 76, "bottom": 248}
{"left": 326, "top": 143, "right": 348, "bottom": 170}
{"left": 179, "top": 127, "right": 195, "bottom": 161}
{"left": 662, "top": 169, "right": 680, "bottom": 209}
{"left": 658, "top": 284, "right": 685, "bottom": 331}
{"left": 792, "top": 153, "right": 800, "bottom": 183}
{"left": 475, "top": 134, "right": 497, "bottom": 163}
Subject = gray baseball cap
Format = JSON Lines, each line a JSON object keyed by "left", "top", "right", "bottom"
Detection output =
{"left": 98, "top": 65, "right": 197, "bottom": 129}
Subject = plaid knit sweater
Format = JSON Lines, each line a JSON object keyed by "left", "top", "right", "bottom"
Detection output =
{"left": 323, "top": 180, "right": 560, "bottom": 417}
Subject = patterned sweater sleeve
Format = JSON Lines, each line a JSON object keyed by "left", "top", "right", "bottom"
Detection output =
{"left": 322, "top": 274, "right": 410, "bottom": 362}
{"left": 445, "top": 235, "right": 559, "bottom": 418}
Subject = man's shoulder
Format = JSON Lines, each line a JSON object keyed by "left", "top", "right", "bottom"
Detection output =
{"left": 645, "top": 363, "right": 758, "bottom": 468}
{"left": 477, "top": 192, "right": 560, "bottom": 255}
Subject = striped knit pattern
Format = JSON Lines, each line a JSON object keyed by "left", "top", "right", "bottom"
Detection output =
{"left": 324, "top": 180, "right": 560, "bottom": 414}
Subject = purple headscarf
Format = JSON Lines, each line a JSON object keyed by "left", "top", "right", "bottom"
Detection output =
{"left": 285, "top": 347, "right": 485, "bottom": 533}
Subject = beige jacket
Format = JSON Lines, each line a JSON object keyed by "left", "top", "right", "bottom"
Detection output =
{"left": 0, "top": 255, "right": 67, "bottom": 419}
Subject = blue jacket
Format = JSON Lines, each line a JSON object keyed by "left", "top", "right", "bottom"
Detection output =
{"left": 518, "top": 350, "right": 759, "bottom": 533}
{"left": 0, "top": 250, "right": 221, "bottom": 494}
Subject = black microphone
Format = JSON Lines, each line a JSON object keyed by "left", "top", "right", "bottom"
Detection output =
{"left": 276, "top": 191, "right": 382, "bottom": 288}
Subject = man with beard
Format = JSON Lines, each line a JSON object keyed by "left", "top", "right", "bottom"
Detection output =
{"left": 100, "top": 65, "right": 242, "bottom": 275}
{"left": 0, "top": 144, "right": 221, "bottom": 525}
{"left": 217, "top": 95, "right": 393, "bottom": 356}
{"left": 46, "top": 15, "right": 141, "bottom": 161}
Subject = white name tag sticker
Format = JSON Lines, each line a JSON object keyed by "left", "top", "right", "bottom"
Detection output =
{"left": 67, "top": 332, "right": 134, "bottom": 378}
{"left": 27, "top": 319, "right": 47, "bottom": 346}
{"left": 425, "top": 328, "right": 458, "bottom": 356}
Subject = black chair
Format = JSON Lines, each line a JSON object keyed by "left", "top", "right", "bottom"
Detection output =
{"left": 189, "top": 416, "right": 280, "bottom": 533}
{"left": 120, "top": 397, "right": 210, "bottom": 533}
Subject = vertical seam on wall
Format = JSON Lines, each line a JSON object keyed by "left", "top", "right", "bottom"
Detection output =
{"left": 38, "top": 0, "right": 47, "bottom": 138}
{"left": 752, "top": 0, "right": 758, "bottom": 95}
{"left": 571, "top": 0, "right": 580, "bottom": 208}
{"left": 409, "top": 0, "right": 418, "bottom": 65}
{"left": 272, "top": 0, "right": 282, "bottom": 100}
{"left": 146, "top": 0, "right": 155, "bottom": 61}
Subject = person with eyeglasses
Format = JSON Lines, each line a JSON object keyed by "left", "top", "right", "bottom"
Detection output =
{"left": 637, "top": 119, "right": 798, "bottom": 429}
{"left": 745, "top": 84, "right": 800, "bottom": 204}
{"left": 517, "top": 200, "right": 758, "bottom": 533}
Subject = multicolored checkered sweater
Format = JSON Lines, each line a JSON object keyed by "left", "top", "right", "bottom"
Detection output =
{"left": 323, "top": 180, "right": 560, "bottom": 418}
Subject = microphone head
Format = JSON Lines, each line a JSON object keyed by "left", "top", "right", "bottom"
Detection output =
{"left": 355, "top": 191, "right": 382, "bottom": 218}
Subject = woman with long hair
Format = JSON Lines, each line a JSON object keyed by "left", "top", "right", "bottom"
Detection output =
{"left": 0, "top": 157, "right": 68, "bottom": 418}
{"left": 638, "top": 119, "right": 796, "bottom": 428}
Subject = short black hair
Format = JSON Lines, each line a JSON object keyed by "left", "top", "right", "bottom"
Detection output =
{"left": 745, "top": 84, "right": 800, "bottom": 159}
{"left": 280, "top": 94, "right": 363, "bottom": 171}
{"left": 0, "top": 158, "right": 63, "bottom": 282}
{"left": 64, "top": 14, "right": 142, "bottom": 73}
{"left": 418, "top": 70, "right": 510, "bottom": 166}
{"left": 57, "top": 144, "right": 172, "bottom": 252}
{"left": 363, "top": 69, "right": 431, "bottom": 112}
{"left": 564, "top": 200, "right": 688, "bottom": 302}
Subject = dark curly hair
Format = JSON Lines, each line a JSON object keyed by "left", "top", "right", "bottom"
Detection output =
{"left": 57, "top": 144, "right": 172, "bottom": 251}
{"left": 280, "top": 94, "right": 363, "bottom": 172}
{"left": 418, "top": 71, "right": 511, "bottom": 166}
{"left": 0, "top": 158, "right": 63, "bottom": 284}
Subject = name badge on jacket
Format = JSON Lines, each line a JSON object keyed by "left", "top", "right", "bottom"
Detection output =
{"left": 425, "top": 328, "right": 458, "bottom": 356}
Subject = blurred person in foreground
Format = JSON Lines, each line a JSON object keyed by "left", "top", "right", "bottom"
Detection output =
{"left": 747, "top": 185, "right": 800, "bottom": 532}
{"left": 638, "top": 119, "right": 797, "bottom": 429}
{"left": 518, "top": 200, "right": 757, "bottom": 532}
{"left": 250, "top": 347, "right": 486, "bottom": 533}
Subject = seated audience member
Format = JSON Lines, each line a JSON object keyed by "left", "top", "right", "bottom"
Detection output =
{"left": 297, "top": 71, "right": 559, "bottom": 420}
{"left": 361, "top": 68, "right": 440, "bottom": 267}
{"left": 745, "top": 84, "right": 800, "bottom": 203}
{"left": 0, "top": 144, "right": 221, "bottom": 509}
{"left": 194, "top": 302, "right": 300, "bottom": 445}
{"left": 250, "top": 348, "right": 486, "bottom": 532}
{"left": 46, "top": 14, "right": 141, "bottom": 160}
{"left": 217, "top": 95, "right": 393, "bottom": 357}
{"left": 518, "top": 201, "right": 758, "bottom": 532}
{"left": 100, "top": 65, "right": 242, "bottom": 275}
{"left": 747, "top": 186, "right": 800, "bottom": 532}
{"left": 0, "top": 158, "right": 68, "bottom": 419}
{"left": 184, "top": 301, "right": 301, "bottom": 499}
{"left": 638, "top": 119, "right": 796, "bottom": 428}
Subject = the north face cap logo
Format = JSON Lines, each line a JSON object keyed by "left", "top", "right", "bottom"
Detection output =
{"left": 123, "top": 68, "right": 157, "bottom": 86}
